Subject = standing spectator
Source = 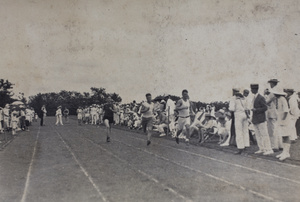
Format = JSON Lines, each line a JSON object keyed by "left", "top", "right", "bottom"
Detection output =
{"left": 0, "top": 107, "right": 4, "bottom": 133}
{"left": 77, "top": 107, "right": 83, "bottom": 125}
{"left": 19, "top": 107, "right": 26, "bottom": 131}
{"left": 229, "top": 88, "right": 239, "bottom": 146}
{"left": 11, "top": 109, "right": 18, "bottom": 135}
{"left": 266, "top": 79, "right": 281, "bottom": 152}
{"left": 40, "top": 105, "right": 47, "bottom": 126}
{"left": 3, "top": 104, "right": 10, "bottom": 130}
{"left": 250, "top": 84, "right": 273, "bottom": 155}
{"left": 285, "top": 89, "right": 299, "bottom": 141}
{"left": 25, "top": 107, "right": 31, "bottom": 131}
{"left": 114, "top": 103, "right": 120, "bottom": 125}
{"left": 90, "top": 105, "right": 97, "bottom": 125}
{"left": 271, "top": 87, "right": 291, "bottom": 160}
{"left": 55, "top": 106, "right": 63, "bottom": 126}
{"left": 229, "top": 92, "right": 249, "bottom": 155}
{"left": 296, "top": 92, "right": 300, "bottom": 138}
{"left": 63, "top": 107, "right": 69, "bottom": 123}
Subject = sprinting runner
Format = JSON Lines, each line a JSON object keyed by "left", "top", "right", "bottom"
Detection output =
{"left": 102, "top": 97, "right": 117, "bottom": 142}
{"left": 140, "top": 93, "right": 155, "bottom": 146}
{"left": 175, "top": 89, "right": 194, "bottom": 145}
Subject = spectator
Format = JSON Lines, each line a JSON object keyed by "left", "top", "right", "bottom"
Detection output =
{"left": 271, "top": 87, "right": 291, "bottom": 160}
{"left": 55, "top": 106, "right": 63, "bottom": 126}
{"left": 250, "top": 84, "right": 273, "bottom": 155}
{"left": 285, "top": 89, "right": 299, "bottom": 141}
{"left": 63, "top": 107, "right": 69, "bottom": 123}
{"left": 266, "top": 79, "right": 281, "bottom": 152}
{"left": 229, "top": 92, "right": 249, "bottom": 155}
{"left": 40, "top": 105, "right": 47, "bottom": 126}
{"left": 154, "top": 109, "right": 169, "bottom": 137}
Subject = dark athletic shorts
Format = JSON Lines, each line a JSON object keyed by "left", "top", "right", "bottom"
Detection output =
{"left": 103, "top": 116, "right": 114, "bottom": 124}
{"left": 141, "top": 117, "right": 153, "bottom": 133}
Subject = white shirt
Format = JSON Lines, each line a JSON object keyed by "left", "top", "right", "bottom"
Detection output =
{"left": 141, "top": 102, "right": 154, "bottom": 118}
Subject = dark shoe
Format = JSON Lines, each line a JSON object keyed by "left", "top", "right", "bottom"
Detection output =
{"left": 106, "top": 137, "right": 110, "bottom": 143}
{"left": 147, "top": 140, "right": 151, "bottom": 146}
{"left": 234, "top": 149, "right": 243, "bottom": 155}
{"left": 273, "top": 149, "right": 279, "bottom": 152}
{"left": 176, "top": 137, "right": 179, "bottom": 144}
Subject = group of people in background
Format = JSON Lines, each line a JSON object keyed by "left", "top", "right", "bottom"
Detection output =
{"left": 2, "top": 78, "right": 299, "bottom": 162}
{"left": 73, "top": 78, "right": 300, "bottom": 161}
{"left": 0, "top": 104, "right": 37, "bottom": 140}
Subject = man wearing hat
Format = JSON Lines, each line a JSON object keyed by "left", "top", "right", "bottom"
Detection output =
{"left": 229, "top": 91, "right": 249, "bottom": 155}
{"left": 266, "top": 79, "right": 281, "bottom": 151}
{"left": 228, "top": 88, "right": 239, "bottom": 146}
{"left": 285, "top": 89, "right": 299, "bottom": 141}
{"left": 77, "top": 107, "right": 83, "bottom": 125}
{"left": 55, "top": 106, "right": 63, "bottom": 126}
{"left": 251, "top": 84, "right": 273, "bottom": 155}
{"left": 271, "top": 87, "right": 291, "bottom": 160}
{"left": 297, "top": 92, "right": 300, "bottom": 138}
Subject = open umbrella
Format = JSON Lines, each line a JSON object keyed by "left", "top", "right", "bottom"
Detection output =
{"left": 11, "top": 100, "right": 24, "bottom": 105}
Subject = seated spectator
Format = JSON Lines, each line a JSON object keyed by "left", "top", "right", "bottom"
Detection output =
{"left": 153, "top": 109, "right": 169, "bottom": 137}
{"left": 197, "top": 113, "right": 217, "bottom": 143}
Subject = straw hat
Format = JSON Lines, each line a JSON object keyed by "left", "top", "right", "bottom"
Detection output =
{"left": 270, "top": 86, "right": 286, "bottom": 96}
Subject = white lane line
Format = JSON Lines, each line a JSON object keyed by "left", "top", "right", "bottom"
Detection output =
{"left": 113, "top": 138, "right": 283, "bottom": 202}
{"left": 111, "top": 127, "right": 300, "bottom": 169}
{"left": 55, "top": 130, "right": 108, "bottom": 202}
{"left": 20, "top": 127, "right": 40, "bottom": 202}
{"left": 112, "top": 129, "right": 300, "bottom": 185}
{"left": 80, "top": 136, "right": 190, "bottom": 201}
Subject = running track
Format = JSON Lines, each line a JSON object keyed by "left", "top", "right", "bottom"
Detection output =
{"left": 0, "top": 117, "right": 299, "bottom": 202}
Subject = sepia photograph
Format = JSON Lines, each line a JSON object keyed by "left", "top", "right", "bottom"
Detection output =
{"left": 0, "top": 0, "right": 300, "bottom": 201}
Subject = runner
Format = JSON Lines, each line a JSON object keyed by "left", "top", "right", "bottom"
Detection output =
{"left": 175, "top": 89, "right": 194, "bottom": 145}
{"left": 102, "top": 97, "right": 117, "bottom": 142}
{"left": 140, "top": 93, "right": 155, "bottom": 146}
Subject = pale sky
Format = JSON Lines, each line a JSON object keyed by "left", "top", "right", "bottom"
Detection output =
{"left": 1, "top": 0, "right": 299, "bottom": 103}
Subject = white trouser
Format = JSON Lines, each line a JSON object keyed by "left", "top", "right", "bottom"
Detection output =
{"left": 91, "top": 113, "right": 97, "bottom": 124}
{"left": 267, "top": 118, "right": 280, "bottom": 149}
{"left": 56, "top": 115, "right": 63, "bottom": 125}
{"left": 234, "top": 112, "right": 249, "bottom": 149}
{"left": 114, "top": 113, "right": 120, "bottom": 124}
{"left": 157, "top": 123, "right": 168, "bottom": 133}
{"left": 289, "top": 117, "right": 298, "bottom": 141}
{"left": 253, "top": 122, "right": 272, "bottom": 152}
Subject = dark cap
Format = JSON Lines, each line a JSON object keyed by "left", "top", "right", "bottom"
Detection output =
{"left": 250, "top": 84, "right": 259, "bottom": 89}
{"left": 268, "top": 79, "right": 279, "bottom": 83}
{"left": 284, "top": 89, "right": 295, "bottom": 93}
{"left": 232, "top": 88, "right": 240, "bottom": 92}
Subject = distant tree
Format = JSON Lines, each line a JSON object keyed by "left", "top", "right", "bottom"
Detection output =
{"left": 28, "top": 88, "right": 123, "bottom": 116}
{"left": 0, "top": 79, "right": 15, "bottom": 107}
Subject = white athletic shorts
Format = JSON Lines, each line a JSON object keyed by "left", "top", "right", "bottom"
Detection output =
{"left": 177, "top": 117, "right": 190, "bottom": 131}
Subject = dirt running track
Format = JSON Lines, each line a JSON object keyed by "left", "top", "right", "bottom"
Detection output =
{"left": 0, "top": 117, "right": 299, "bottom": 202}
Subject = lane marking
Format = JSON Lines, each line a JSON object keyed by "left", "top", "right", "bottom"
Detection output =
{"left": 85, "top": 126, "right": 300, "bottom": 185}
{"left": 83, "top": 137, "right": 189, "bottom": 201}
{"left": 112, "top": 138, "right": 283, "bottom": 202}
{"left": 20, "top": 127, "right": 40, "bottom": 202}
{"left": 111, "top": 126, "right": 300, "bottom": 169}
{"left": 54, "top": 129, "right": 108, "bottom": 202}
{"left": 64, "top": 127, "right": 190, "bottom": 201}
